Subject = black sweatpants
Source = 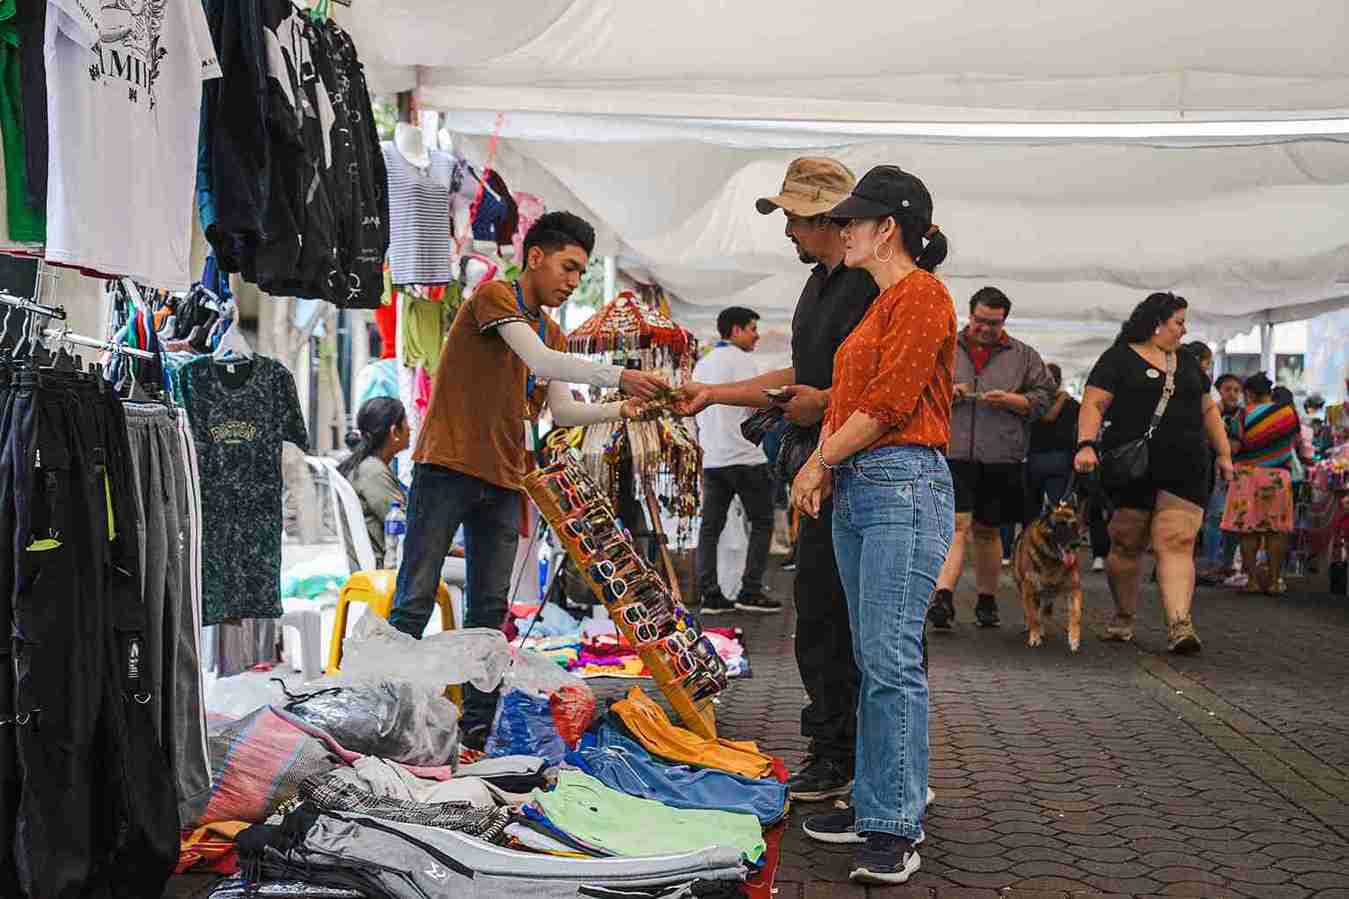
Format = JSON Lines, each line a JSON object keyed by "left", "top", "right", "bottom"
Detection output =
{"left": 0, "top": 382, "right": 19, "bottom": 897}
{"left": 794, "top": 498, "right": 858, "bottom": 764}
{"left": 7, "top": 377, "right": 178, "bottom": 898}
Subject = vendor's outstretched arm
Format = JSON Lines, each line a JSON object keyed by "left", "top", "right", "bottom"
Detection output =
{"left": 498, "top": 321, "right": 667, "bottom": 399}
{"left": 498, "top": 321, "right": 621, "bottom": 386}
{"left": 547, "top": 380, "right": 627, "bottom": 426}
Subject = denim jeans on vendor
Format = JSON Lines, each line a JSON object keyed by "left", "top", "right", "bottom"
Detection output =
{"left": 832, "top": 445, "right": 954, "bottom": 842}
{"left": 388, "top": 463, "right": 520, "bottom": 731}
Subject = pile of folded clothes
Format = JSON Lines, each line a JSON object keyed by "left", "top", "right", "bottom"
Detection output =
{"left": 211, "top": 683, "right": 788, "bottom": 898}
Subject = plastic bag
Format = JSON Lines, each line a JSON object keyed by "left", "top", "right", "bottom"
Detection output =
{"left": 205, "top": 672, "right": 286, "bottom": 722}
{"left": 502, "top": 648, "right": 596, "bottom": 748}
{"left": 484, "top": 689, "right": 567, "bottom": 766}
{"left": 284, "top": 681, "right": 459, "bottom": 766}
{"left": 331, "top": 613, "right": 510, "bottom": 693}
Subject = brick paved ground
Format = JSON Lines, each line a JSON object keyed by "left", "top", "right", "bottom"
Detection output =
{"left": 167, "top": 561, "right": 1349, "bottom": 898}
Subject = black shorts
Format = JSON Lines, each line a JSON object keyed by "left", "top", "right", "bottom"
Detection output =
{"left": 949, "top": 460, "right": 1025, "bottom": 527}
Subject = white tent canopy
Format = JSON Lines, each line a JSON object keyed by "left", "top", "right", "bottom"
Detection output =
{"left": 343, "top": 1, "right": 1349, "bottom": 363}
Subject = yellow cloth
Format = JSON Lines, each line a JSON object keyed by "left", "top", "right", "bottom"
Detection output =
{"left": 611, "top": 686, "right": 774, "bottom": 779}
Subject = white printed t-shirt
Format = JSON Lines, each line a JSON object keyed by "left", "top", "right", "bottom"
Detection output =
{"left": 45, "top": 0, "right": 220, "bottom": 290}
{"left": 694, "top": 342, "right": 767, "bottom": 469}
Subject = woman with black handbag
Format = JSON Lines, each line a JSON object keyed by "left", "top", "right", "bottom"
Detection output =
{"left": 1073, "top": 293, "right": 1234, "bottom": 653}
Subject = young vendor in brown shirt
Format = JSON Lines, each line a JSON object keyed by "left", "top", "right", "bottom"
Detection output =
{"left": 388, "top": 212, "right": 666, "bottom": 742}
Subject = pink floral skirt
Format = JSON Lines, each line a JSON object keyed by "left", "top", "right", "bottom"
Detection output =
{"left": 1221, "top": 466, "right": 1294, "bottom": 534}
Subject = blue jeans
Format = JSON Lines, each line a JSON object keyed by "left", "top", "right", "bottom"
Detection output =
{"left": 389, "top": 463, "right": 521, "bottom": 730}
{"left": 832, "top": 445, "right": 954, "bottom": 841}
{"left": 1199, "top": 476, "right": 1236, "bottom": 571}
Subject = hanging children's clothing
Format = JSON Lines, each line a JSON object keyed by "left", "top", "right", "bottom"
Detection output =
{"left": 180, "top": 355, "right": 308, "bottom": 625}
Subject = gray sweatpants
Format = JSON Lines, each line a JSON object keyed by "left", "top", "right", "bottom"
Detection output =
{"left": 276, "top": 810, "right": 745, "bottom": 897}
{"left": 124, "top": 404, "right": 210, "bottom": 823}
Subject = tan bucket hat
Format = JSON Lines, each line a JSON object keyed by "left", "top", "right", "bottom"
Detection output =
{"left": 756, "top": 157, "right": 856, "bottom": 218}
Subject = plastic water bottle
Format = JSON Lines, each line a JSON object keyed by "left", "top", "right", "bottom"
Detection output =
{"left": 384, "top": 502, "right": 407, "bottom": 571}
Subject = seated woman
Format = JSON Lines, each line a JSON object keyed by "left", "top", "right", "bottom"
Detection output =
{"left": 339, "top": 397, "right": 410, "bottom": 570}
{"left": 1222, "top": 373, "right": 1298, "bottom": 595}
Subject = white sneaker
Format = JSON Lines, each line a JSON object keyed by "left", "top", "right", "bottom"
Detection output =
{"left": 1223, "top": 572, "right": 1248, "bottom": 588}
{"left": 1092, "top": 557, "right": 1105, "bottom": 572}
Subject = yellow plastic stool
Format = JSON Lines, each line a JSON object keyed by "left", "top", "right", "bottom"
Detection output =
{"left": 327, "top": 570, "right": 457, "bottom": 674}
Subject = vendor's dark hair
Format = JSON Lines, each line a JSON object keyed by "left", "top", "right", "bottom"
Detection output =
{"left": 970, "top": 286, "right": 1012, "bottom": 316}
{"left": 338, "top": 397, "right": 406, "bottom": 481}
{"left": 1115, "top": 292, "right": 1188, "bottom": 345}
{"left": 717, "top": 306, "right": 759, "bottom": 338}
{"left": 1046, "top": 362, "right": 1063, "bottom": 386}
{"left": 1215, "top": 373, "right": 1242, "bottom": 390}
{"left": 1243, "top": 372, "right": 1274, "bottom": 399}
{"left": 522, "top": 211, "right": 596, "bottom": 259}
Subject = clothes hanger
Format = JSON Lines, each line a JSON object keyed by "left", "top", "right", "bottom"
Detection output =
{"left": 212, "top": 303, "right": 254, "bottom": 364}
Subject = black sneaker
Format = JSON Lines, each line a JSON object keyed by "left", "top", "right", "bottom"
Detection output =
{"left": 781, "top": 551, "right": 797, "bottom": 572}
{"left": 802, "top": 808, "right": 865, "bottom": 845}
{"left": 805, "top": 807, "right": 926, "bottom": 847}
{"left": 927, "top": 589, "right": 955, "bottom": 629}
{"left": 787, "top": 756, "right": 853, "bottom": 802}
{"left": 975, "top": 594, "right": 1000, "bottom": 627}
{"left": 699, "top": 591, "right": 735, "bottom": 615}
{"left": 851, "top": 833, "right": 921, "bottom": 885}
{"left": 734, "top": 592, "right": 783, "bottom": 614}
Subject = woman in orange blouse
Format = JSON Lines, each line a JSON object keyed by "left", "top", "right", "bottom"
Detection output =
{"left": 791, "top": 166, "right": 956, "bottom": 886}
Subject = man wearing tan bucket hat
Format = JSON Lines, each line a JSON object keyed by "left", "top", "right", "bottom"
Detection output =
{"left": 679, "top": 157, "right": 879, "bottom": 802}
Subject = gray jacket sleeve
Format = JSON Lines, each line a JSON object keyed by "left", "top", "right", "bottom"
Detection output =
{"left": 1021, "top": 349, "right": 1056, "bottom": 421}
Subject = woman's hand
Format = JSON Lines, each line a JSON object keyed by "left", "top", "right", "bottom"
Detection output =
{"left": 791, "top": 456, "right": 832, "bottom": 519}
{"left": 1074, "top": 446, "right": 1099, "bottom": 473}
{"left": 1217, "top": 454, "right": 1235, "bottom": 483}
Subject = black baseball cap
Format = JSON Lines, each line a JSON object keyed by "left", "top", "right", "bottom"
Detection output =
{"left": 828, "top": 165, "right": 933, "bottom": 224}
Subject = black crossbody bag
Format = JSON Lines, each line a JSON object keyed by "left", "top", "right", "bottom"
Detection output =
{"left": 1101, "top": 351, "right": 1175, "bottom": 490}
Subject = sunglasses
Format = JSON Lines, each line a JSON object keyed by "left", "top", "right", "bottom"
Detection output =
{"left": 688, "top": 671, "right": 729, "bottom": 702}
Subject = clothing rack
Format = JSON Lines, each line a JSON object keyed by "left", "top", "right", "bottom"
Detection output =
{"left": 0, "top": 290, "right": 67, "bottom": 321}
{"left": 43, "top": 328, "right": 157, "bottom": 360}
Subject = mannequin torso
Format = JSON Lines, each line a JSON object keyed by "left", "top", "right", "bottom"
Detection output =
{"left": 394, "top": 122, "right": 431, "bottom": 169}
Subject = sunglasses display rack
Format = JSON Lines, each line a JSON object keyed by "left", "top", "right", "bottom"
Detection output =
{"left": 524, "top": 454, "right": 726, "bottom": 739}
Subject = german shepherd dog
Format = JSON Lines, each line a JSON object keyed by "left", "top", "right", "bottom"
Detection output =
{"left": 1011, "top": 491, "right": 1088, "bottom": 653}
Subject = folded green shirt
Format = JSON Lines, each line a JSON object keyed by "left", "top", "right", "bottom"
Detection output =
{"left": 531, "top": 769, "right": 765, "bottom": 864}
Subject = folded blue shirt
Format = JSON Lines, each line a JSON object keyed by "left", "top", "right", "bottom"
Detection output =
{"left": 568, "top": 724, "right": 788, "bottom": 826}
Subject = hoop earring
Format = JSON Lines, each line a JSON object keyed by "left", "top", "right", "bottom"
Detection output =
{"left": 873, "top": 244, "right": 894, "bottom": 264}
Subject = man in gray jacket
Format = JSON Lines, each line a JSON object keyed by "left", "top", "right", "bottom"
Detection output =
{"left": 930, "top": 287, "right": 1055, "bottom": 629}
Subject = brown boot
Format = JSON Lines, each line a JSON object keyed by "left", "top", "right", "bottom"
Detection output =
{"left": 1168, "top": 617, "right": 1202, "bottom": 654}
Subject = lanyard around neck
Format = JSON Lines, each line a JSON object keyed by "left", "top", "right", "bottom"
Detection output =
{"left": 513, "top": 281, "right": 547, "bottom": 401}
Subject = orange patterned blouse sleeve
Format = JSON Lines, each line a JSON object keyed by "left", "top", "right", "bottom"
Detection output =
{"left": 825, "top": 269, "right": 957, "bottom": 451}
